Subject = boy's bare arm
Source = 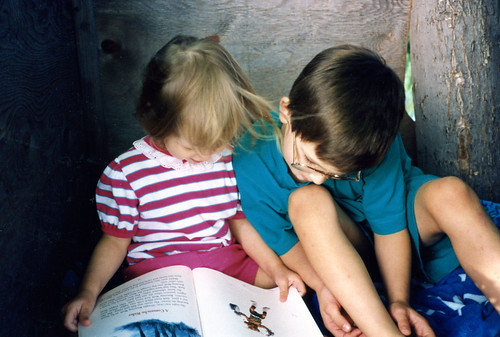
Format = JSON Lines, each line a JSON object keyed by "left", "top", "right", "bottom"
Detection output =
{"left": 374, "top": 230, "right": 412, "bottom": 308}
{"left": 374, "top": 230, "right": 435, "bottom": 337}
{"left": 288, "top": 184, "right": 404, "bottom": 337}
{"left": 280, "top": 242, "right": 359, "bottom": 334}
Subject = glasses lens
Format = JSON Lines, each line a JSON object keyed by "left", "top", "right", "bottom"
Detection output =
{"left": 292, "top": 133, "right": 360, "bottom": 181}
{"left": 336, "top": 171, "right": 361, "bottom": 182}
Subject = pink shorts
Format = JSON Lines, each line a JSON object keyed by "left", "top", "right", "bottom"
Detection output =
{"left": 123, "top": 243, "right": 259, "bottom": 285}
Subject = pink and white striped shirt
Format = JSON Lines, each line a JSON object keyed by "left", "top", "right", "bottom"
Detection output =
{"left": 96, "top": 137, "right": 243, "bottom": 266}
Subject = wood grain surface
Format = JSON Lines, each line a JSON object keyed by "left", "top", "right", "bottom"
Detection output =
{"left": 0, "top": 1, "right": 102, "bottom": 335}
{"left": 411, "top": 0, "right": 500, "bottom": 201}
{"left": 94, "top": 0, "right": 414, "bottom": 159}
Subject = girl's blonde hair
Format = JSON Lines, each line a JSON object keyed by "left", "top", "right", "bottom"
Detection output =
{"left": 135, "top": 35, "right": 274, "bottom": 153}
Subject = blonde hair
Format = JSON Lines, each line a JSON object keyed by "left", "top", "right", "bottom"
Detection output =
{"left": 135, "top": 35, "right": 274, "bottom": 154}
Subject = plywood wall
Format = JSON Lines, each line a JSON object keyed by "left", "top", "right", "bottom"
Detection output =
{"left": 94, "top": 0, "right": 415, "bottom": 159}
{"left": 0, "top": 1, "right": 102, "bottom": 335}
{"left": 411, "top": 0, "right": 500, "bottom": 201}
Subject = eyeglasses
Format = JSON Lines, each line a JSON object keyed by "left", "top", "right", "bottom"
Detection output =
{"left": 291, "top": 135, "right": 361, "bottom": 182}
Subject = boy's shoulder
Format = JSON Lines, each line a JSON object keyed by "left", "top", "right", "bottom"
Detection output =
{"left": 236, "top": 115, "right": 278, "bottom": 152}
{"left": 362, "top": 133, "right": 413, "bottom": 181}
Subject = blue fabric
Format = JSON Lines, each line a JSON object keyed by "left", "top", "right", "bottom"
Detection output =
{"left": 310, "top": 200, "right": 500, "bottom": 337}
{"left": 323, "top": 134, "right": 420, "bottom": 235}
{"left": 411, "top": 267, "right": 500, "bottom": 337}
{"left": 235, "top": 116, "right": 457, "bottom": 282}
{"left": 410, "top": 200, "right": 500, "bottom": 337}
{"left": 406, "top": 175, "right": 459, "bottom": 283}
{"left": 233, "top": 116, "right": 307, "bottom": 255}
{"left": 234, "top": 116, "right": 500, "bottom": 335}
{"left": 233, "top": 115, "right": 429, "bottom": 255}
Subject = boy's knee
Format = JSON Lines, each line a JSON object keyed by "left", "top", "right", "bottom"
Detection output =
{"left": 288, "top": 185, "right": 331, "bottom": 208}
{"left": 288, "top": 185, "right": 335, "bottom": 221}
{"left": 426, "top": 176, "right": 475, "bottom": 205}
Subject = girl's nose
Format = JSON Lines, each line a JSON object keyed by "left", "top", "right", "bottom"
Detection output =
{"left": 190, "top": 154, "right": 211, "bottom": 163}
{"left": 198, "top": 154, "right": 212, "bottom": 161}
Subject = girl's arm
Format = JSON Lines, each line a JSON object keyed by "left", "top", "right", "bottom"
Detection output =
{"left": 228, "top": 218, "right": 306, "bottom": 301}
{"left": 62, "top": 234, "right": 131, "bottom": 332}
{"left": 374, "top": 231, "right": 435, "bottom": 337}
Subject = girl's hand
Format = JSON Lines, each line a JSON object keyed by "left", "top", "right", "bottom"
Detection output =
{"left": 62, "top": 289, "right": 97, "bottom": 332}
{"left": 270, "top": 263, "right": 307, "bottom": 302}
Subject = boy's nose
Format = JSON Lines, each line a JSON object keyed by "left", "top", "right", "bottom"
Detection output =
{"left": 309, "top": 173, "right": 327, "bottom": 185}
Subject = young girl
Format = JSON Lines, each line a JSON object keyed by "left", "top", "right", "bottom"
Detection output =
{"left": 62, "top": 35, "right": 304, "bottom": 333}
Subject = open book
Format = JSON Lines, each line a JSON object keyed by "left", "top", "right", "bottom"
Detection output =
{"left": 79, "top": 265, "right": 323, "bottom": 337}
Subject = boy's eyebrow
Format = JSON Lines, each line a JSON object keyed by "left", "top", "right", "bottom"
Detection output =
{"left": 302, "top": 146, "right": 337, "bottom": 174}
{"left": 304, "top": 154, "right": 316, "bottom": 164}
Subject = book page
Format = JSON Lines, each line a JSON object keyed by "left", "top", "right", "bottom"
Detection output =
{"left": 193, "top": 268, "right": 323, "bottom": 337}
{"left": 79, "top": 265, "right": 203, "bottom": 337}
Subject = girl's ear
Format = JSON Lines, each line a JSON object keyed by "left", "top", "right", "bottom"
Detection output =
{"left": 279, "top": 97, "right": 291, "bottom": 124}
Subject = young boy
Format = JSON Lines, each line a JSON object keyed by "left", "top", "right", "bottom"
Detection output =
{"left": 233, "top": 44, "right": 500, "bottom": 336}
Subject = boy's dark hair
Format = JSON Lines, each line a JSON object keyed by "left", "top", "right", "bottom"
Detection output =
{"left": 288, "top": 44, "right": 405, "bottom": 173}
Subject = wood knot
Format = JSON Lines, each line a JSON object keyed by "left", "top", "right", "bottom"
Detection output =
{"left": 101, "top": 39, "right": 121, "bottom": 54}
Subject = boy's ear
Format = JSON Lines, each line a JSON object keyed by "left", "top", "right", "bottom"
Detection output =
{"left": 279, "top": 97, "right": 291, "bottom": 124}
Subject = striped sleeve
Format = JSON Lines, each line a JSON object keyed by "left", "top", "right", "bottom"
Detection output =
{"left": 96, "top": 159, "right": 140, "bottom": 237}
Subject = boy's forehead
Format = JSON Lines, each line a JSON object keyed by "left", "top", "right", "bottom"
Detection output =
{"left": 299, "top": 138, "right": 341, "bottom": 173}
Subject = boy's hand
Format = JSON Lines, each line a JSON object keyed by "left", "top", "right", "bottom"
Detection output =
{"left": 317, "top": 286, "right": 366, "bottom": 337}
{"left": 390, "top": 301, "right": 435, "bottom": 337}
{"left": 62, "top": 289, "right": 97, "bottom": 332}
{"left": 271, "top": 264, "right": 307, "bottom": 302}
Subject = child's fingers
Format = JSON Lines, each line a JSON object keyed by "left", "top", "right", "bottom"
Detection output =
{"left": 63, "top": 306, "right": 81, "bottom": 332}
{"left": 78, "top": 305, "right": 93, "bottom": 327}
{"left": 322, "top": 315, "right": 352, "bottom": 337}
{"left": 344, "top": 328, "right": 365, "bottom": 337}
{"left": 322, "top": 304, "right": 352, "bottom": 334}
{"left": 396, "top": 319, "right": 412, "bottom": 336}
{"left": 278, "top": 282, "right": 289, "bottom": 302}
{"left": 292, "top": 277, "right": 307, "bottom": 296}
{"left": 390, "top": 304, "right": 412, "bottom": 336}
{"left": 63, "top": 317, "right": 78, "bottom": 332}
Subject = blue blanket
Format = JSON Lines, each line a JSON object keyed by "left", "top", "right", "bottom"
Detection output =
{"left": 312, "top": 200, "right": 500, "bottom": 337}
{"left": 410, "top": 200, "right": 500, "bottom": 337}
